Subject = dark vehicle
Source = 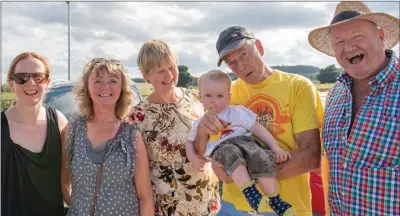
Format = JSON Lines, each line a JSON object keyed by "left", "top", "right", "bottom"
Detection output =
{"left": 43, "top": 80, "right": 143, "bottom": 120}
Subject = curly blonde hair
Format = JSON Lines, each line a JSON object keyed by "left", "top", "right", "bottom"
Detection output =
{"left": 74, "top": 58, "right": 133, "bottom": 120}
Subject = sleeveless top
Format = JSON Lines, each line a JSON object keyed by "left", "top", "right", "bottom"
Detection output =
{"left": 66, "top": 117, "right": 139, "bottom": 216}
{"left": 1, "top": 107, "right": 64, "bottom": 216}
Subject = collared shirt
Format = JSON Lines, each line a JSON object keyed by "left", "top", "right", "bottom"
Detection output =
{"left": 322, "top": 50, "right": 400, "bottom": 215}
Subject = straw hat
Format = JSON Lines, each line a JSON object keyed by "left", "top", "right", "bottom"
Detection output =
{"left": 308, "top": 1, "right": 399, "bottom": 57}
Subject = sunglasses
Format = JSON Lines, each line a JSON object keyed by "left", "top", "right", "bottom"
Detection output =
{"left": 11, "top": 73, "right": 49, "bottom": 85}
{"left": 91, "top": 58, "right": 121, "bottom": 65}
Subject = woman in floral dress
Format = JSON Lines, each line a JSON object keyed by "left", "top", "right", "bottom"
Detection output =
{"left": 129, "top": 40, "right": 220, "bottom": 216}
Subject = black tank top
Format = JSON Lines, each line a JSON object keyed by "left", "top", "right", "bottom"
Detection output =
{"left": 1, "top": 107, "right": 64, "bottom": 216}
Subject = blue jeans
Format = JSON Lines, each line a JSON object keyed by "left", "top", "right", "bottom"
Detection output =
{"left": 217, "top": 201, "right": 277, "bottom": 216}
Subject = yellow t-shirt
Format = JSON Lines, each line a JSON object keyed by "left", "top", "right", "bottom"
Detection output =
{"left": 225, "top": 70, "right": 324, "bottom": 215}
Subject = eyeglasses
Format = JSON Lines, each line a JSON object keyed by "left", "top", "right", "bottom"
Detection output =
{"left": 11, "top": 72, "right": 49, "bottom": 85}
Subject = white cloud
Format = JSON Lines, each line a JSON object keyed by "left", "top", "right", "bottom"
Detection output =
{"left": 2, "top": 1, "right": 399, "bottom": 83}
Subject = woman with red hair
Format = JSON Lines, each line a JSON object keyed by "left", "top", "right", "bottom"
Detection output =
{"left": 1, "top": 52, "right": 70, "bottom": 216}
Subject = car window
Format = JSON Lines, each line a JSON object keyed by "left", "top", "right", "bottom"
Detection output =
{"left": 131, "top": 82, "right": 143, "bottom": 105}
{"left": 44, "top": 86, "right": 78, "bottom": 121}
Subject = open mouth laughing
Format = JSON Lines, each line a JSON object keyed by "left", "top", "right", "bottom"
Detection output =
{"left": 162, "top": 80, "right": 173, "bottom": 85}
{"left": 346, "top": 53, "right": 365, "bottom": 64}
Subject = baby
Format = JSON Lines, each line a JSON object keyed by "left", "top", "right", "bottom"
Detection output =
{"left": 187, "top": 70, "right": 295, "bottom": 216}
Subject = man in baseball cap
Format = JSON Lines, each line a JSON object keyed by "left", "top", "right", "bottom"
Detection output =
{"left": 216, "top": 26, "right": 256, "bottom": 67}
{"left": 193, "top": 25, "right": 324, "bottom": 216}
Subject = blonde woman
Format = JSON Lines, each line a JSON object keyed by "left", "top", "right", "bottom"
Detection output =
{"left": 127, "top": 40, "right": 220, "bottom": 216}
{"left": 65, "top": 58, "right": 153, "bottom": 216}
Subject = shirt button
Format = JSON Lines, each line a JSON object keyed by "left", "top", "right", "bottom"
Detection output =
{"left": 343, "top": 163, "right": 347, "bottom": 168}
{"left": 342, "top": 136, "right": 346, "bottom": 141}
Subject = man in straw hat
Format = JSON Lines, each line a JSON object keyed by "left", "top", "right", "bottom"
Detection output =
{"left": 308, "top": 1, "right": 399, "bottom": 215}
{"left": 193, "top": 25, "right": 325, "bottom": 216}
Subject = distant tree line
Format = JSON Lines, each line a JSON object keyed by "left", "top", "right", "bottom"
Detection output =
{"left": 317, "top": 64, "right": 340, "bottom": 84}
{"left": 1, "top": 64, "right": 340, "bottom": 93}
{"left": 130, "top": 64, "right": 341, "bottom": 87}
{"left": 1, "top": 83, "right": 11, "bottom": 92}
{"left": 131, "top": 65, "right": 197, "bottom": 88}
{"left": 271, "top": 65, "right": 320, "bottom": 74}
{"left": 227, "top": 64, "right": 340, "bottom": 83}
{"left": 131, "top": 78, "right": 146, "bottom": 83}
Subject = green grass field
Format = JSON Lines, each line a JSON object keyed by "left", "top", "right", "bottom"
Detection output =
{"left": 1, "top": 92, "right": 16, "bottom": 100}
{"left": 137, "top": 83, "right": 153, "bottom": 97}
{"left": 140, "top": 88, "right": 152, "bottom": 97}
{"left": 315, "top": 83, "right": 334, "bottom": 92}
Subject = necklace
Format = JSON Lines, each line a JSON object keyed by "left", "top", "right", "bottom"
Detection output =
{"left": 92, "top": 117, "right": 120, "bottom": 129}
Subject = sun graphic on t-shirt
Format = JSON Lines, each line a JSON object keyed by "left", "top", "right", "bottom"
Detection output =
{"left": 244, "top": 94, "right": 291, "bottom": 136}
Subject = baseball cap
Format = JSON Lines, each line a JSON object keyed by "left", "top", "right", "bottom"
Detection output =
{"left": 216, "top": 26, "right": 256, "bottom": 66}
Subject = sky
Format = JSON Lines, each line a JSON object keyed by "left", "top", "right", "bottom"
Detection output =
{"left": 2, "top": 1, "right": 399, "bottom": 83}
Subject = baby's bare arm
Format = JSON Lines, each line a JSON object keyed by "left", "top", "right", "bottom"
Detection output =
{"left": 249, "top": 122, "right": 280, "bottom": 150}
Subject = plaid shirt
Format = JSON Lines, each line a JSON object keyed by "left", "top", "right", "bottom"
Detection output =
{"left": 322, "top": 50, "right": 400, "bottom": 215}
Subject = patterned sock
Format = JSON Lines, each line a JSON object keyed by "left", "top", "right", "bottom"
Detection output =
{"left": 240, "top": 182, "right": 268, "bottom": 212}
{"left": 268, "top": 194, "right": 296, "bottom": 216}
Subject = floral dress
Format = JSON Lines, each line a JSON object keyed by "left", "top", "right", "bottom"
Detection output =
{"left": 131, "top": 88, "right": 220, "bottom": 216}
